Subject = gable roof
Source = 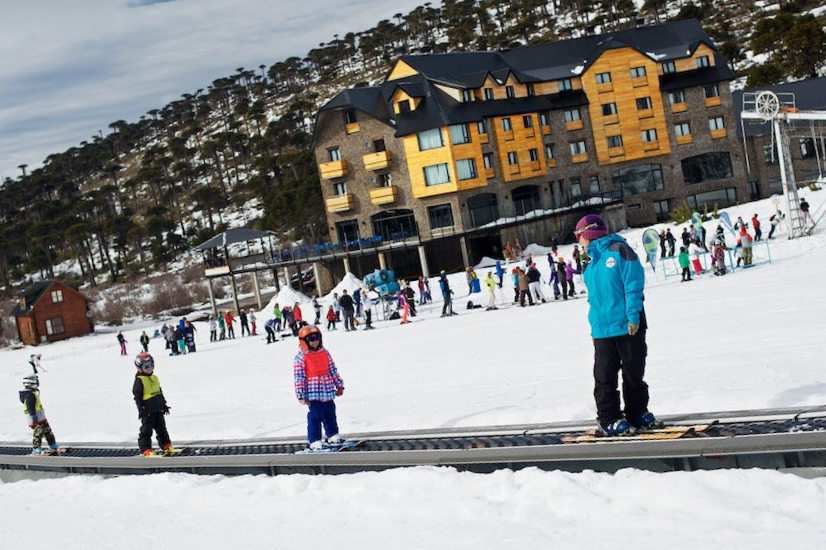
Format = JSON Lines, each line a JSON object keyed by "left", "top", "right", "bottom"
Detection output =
{"left": 10, "top": 280, "right": 85, "bottom": 317}
{"left": 317, "top": 19, "right": 733, "bottom": 139}
{"left": 193, "top": 227, "right": 273, "bottom": 252}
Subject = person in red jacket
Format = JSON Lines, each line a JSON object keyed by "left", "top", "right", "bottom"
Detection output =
{"left": 751, "top": 214, "right": 762, "bottom": 241}
{"left": 224, "top": 311, "right": 235, "bottom": 339}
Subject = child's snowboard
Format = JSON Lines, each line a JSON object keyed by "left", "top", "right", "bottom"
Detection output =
{"left": 296, "top": 441, "right": 362, "bottom": 454}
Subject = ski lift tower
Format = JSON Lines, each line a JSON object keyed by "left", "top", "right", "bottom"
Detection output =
{"left": 741, "top": 91, "right": 826, "bottom": 238}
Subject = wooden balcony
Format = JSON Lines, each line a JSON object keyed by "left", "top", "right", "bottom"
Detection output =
{"left": 671, "top": 102, "right": 688, "bottom": 114}
{"left": 710, "top": 128, "right": 728, "bottom": 140}
{"left": 362, "top": 151, "right": 392, "bottom": 171}
{"left": 705, "top": 96, "right": 722, "bottom": 108}
{"left": 345, "top": 122, "right": 361, "bottom": 135}
{"left": 571, "top": 152, "right": 588, "bottom": 164}
{"left": 319, "top": 160, "right": 348, "bottom": 180}
{"left": 369, "top": 185, "right": 398, "bottom": 205}
{"left": 676, "top": 134, "right": 694, "bottom": 146}
{"left": 566, "top": 120, "right": 584, "bottom": 132}
{"left": 326, "top": 193, "right": 355, "bottom": 213}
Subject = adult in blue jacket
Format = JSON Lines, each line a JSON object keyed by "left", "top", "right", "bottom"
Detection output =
{"left": 576, "top": 214, "right": 657, "bottom": 436}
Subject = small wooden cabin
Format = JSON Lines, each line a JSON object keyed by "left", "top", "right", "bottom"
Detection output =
{"left": 11, "top": 280, "right": 93, "bottom": 345}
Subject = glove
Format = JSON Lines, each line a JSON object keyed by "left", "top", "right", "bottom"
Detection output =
{"left": 336, "top": 387, "right": 344, "bottom": 396}
{"left": 628, "top": 323, "right": 640, "bottom": 336}
{"left": 163, "top": 405, "right": 171, "bottom": 415}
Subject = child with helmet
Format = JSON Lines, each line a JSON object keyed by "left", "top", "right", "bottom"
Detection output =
{"left": 293, "top": 325, "right": 345, "bottom": 450}
{"left": 20, "top": 374, "right": 61, "bottom": 455}
{"left": 132, "top": 352, "right": 178, "bottom": 457}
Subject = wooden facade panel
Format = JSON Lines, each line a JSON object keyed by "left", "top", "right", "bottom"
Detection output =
{"left": 491, "top": 113, "right": 547, "bottom": 184}
{"left": 16, "top": 281, "right": 92, "bottom": 345}
{"left": 345, "top": 122, "right": 360, "bottom": 135}
{"left": 363, "top": 151, "right": 392, "bottom": 171}
{"left": 584, "top": 47, "right": 671, "bottom": 166}
{"left": 319, "top": 160, "right": 348, "bottom": 180}
{"left": 404, "top": 132, "right": 460, "bottom": 198}
{"left": 387, "top": 60, "right": 419, "bottom": 81}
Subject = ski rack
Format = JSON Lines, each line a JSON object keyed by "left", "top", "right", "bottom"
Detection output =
{"left": 2, "top": 405, "right": 826, "bottom": 480}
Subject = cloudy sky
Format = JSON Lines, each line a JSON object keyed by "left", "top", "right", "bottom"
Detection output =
{"left": 0, "top": 0, "right": 425, "bottom": 179}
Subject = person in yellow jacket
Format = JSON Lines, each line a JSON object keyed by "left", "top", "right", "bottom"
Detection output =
{"left": 20, "top": 374, "right": 61, "bottom": 455}
{"left": 483, "top": 271, "right": 498, "bottom": 311}
{"left": 132, "top": 352, "right": 178, "bottom": 457}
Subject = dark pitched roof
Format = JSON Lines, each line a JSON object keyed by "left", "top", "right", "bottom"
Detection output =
{"left": 318, "top": 19, "right": 731, "bottom": 139}
{"left": 10, "top": 280, "right": 62, "bottom": 316}
{"left": 732, "top": 77, "right": 826, "bottom": 137}
{"left": 194, "top": 227, "right": 273, "bottom": 252}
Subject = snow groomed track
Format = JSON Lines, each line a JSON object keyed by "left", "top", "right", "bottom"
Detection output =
{"left": 2, "top": 405, "right": 825, "bottom": 481}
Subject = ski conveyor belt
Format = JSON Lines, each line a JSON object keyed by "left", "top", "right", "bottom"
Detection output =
{"left": 2, "top": 405, "right": 826, "bottom": 480}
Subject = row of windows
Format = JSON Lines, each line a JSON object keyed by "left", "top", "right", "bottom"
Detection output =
{"left": 668, "top": 84, "right": 719, "bottom": 105}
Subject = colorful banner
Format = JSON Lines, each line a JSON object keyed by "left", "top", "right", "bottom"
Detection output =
{"left": 719, "top": 212, "right": 736, "bottom": 236}
{"left": 642, "top": 229, "right": 660, "bottom": 272}
{"left": 690, "top": 212, "right": 704, "bottom": 234}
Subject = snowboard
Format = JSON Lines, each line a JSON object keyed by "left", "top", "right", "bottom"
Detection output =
{"left": 297, "top": 440, "right": 362, "bottom": 454}
{"left": 140, "top": 447, "right": 188, "bottom": 457}
{"left": 561, "top": 422, "right": 717, "bottom": 444}
{"left": 36, "top": 448, "right": 68, "bottom": 456}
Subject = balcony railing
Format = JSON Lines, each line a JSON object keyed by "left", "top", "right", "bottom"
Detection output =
{"left": 326, "top": 193, "right": 355, "bottom": 213}
{"left": 363, "top": 151, "right": 392, "bottom": 171}
{"left": 369, "top": 185, "right": 398, "bottom": 205}
{"left": 319, "top": 160, "right": 348, "bottom": 180}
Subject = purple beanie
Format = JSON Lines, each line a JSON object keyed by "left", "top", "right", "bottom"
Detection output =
{"left": 575, "top": 214, "right": 608, "bottom": 240}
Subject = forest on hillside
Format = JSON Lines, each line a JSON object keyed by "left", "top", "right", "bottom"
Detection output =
{"left": 0, "top": 0, "right": 823, "bottom": 298}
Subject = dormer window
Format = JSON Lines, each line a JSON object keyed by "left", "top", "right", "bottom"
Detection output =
{"left": 484, "top": 88, "right": 494, "bottom": 100}
{"left": 506, "top": 85, "right": 515, "bottom": 98}
{"left": 527, "top": 83, "right": 535, "bottom": 96}
{"left": 343, "top": 110, "right": 357, "bottom": 124}
{"left": 696, "top": 55, "right": 710, "bottom": 68}
{"left": 462, "top": 89, "right": 472, "bottom": 102}
{"left": 559, "top": 79, "right": 572, "bottom": 91}
{"left": 662, "top": 61, "right": 676, "bottom": 74}
{"left": 398, "top": 100, "right": 411, "bottom": 113}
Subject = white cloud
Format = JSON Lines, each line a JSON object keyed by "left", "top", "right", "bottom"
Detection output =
{"left": 0, "top": 0, "right": 424, "bottom": 178}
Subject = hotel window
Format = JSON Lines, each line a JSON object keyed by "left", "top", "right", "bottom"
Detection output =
{"left": 669, "top": 90, "right": 686, "bottom": 104}
{"left": 51, "top": 290, "right": 64, "bottom": 303}
{"left": 523, "top": 115, "right": 533, "bottom": 129}
{"left": 601, "top": 103, "right": 618, "bottom": 116}
{"left": 545, "top": 144, "right": 555, "bottom": 159}
{"left": 611, "top": 163, "right": 664, "bottom": 196}
{"left": 696, "top": 55, "right": 710, "bottom": 68}
{"left": 398, "top": 100, "right": 411, "bottom": 113}
{"left": 423, "top": 163, "right": 451, "bottom": 186}
{"left": 662, "top": 61, "right": 676, "bottom": 74}
{"left": 456, "top": 159, "right": 478, "bottom": 180}
{"left": 502, "top": 118, "right": 513, "bottom": 131}
{"left": 636, "top": 97, "right": 652, "bottom": 110}
{"left": 763, "top": 144, "right": 776, "bottom": 164}
{"left": 484, "top": 87, "right": 494, "bottom": 100}
{"left": 343, "top": 109, "right": 357, "bottom": 124}
{"left": 372, "top": 139, "right": 386, "bottom": 152}
{"left": 333, "top": 182, "right": 346, "bottom": 195}
{"left": 682, "top": 152, "right": 733, "bottom": 185}
{"left": 570, "top": 141, "right": 586, "bottom": 155}
{"left": 328, "top": 147, "right": 341, "bottom": 161}
{"left": 462, "top": 89, "right": 472, "bottom": 102}
{"left": 449, "top": 124, "right": 471, "bottom": 145}
{"left": 539, "top": 113, "right": 549, "bottom": 126}
{"left": 564, "top": 108, "right": 581, "bottom": 122}
{"left": 705, "top": 84, "right": 720, "bottom": 99}
{"left": 506, "top": 85, "right": 515, "bottom": 98}
{"left": 589, "top": 175, "right": 600, "bottom": 194}
{"left": 559, "top": 78, "right": 572, "bottom": 91}
{"left": 427, "top": 204, "right": 454, "bottom": 230}
{"left": 630, "top": 66, "right": 647, "bottom": 78}
{"left": 483, "top": 152, "right": 494, "bottom": 169}
{"left": 377, "top": 173, "right": 392, "bottom": 187}
{"left": 527, "top": 83, "right": 535, "bottom": 96}
{"left": 508, "top": 152, "right": 519, "bottom": 165}
{"left": 529, "top": 149, "right": 540, "bottom": 162}
{"left": 595, "top": 72, "right": 611, "bottom": 84}
{"left": 477, "top": 121, "right": 487, "bottom": 135}
{"left": 675, "top": 122, "right": 691, "bottom": 136}
{"left": 641, "top": 129, "right": 658, "bottom": 142}
{"left": 607, "top": 135, "right": 623, "bottom": 148}
{"left": 571, "top": 178, "right": 582, "bottom": 197}
{"left": 417, "top": 128, "right": 444, "bottom": 151}
{"left": 653, "top": 199, "right": 670, "bottom": 222}
{"left": 708, "top": 116, "right": 725, "bottom": 131}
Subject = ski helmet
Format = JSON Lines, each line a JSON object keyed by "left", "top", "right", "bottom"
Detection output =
{"left": 574, "top": 214, "right": 608, "bottom": 241}
{"left": 134, "top": 352, "right": 155, "bottom": 371}
{"left": 298, "top": 324, "right": 322, "bottom": 351}
{"left": 23, "top": 374, "right": 39, "bottom": 389}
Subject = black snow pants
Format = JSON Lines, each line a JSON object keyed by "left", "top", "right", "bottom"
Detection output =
{"left": 138, "top": 411, "right": 171, "bottom": 452}
{"left": 592, "top": 328, "right": 649, "bottom": 425}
